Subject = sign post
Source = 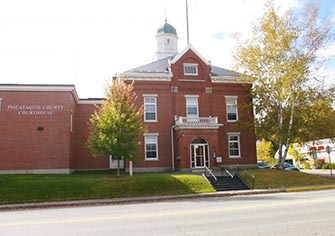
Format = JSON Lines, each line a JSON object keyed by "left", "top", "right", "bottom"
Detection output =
{"left": 326, "top": 146, "right": 332, "bottom": 177}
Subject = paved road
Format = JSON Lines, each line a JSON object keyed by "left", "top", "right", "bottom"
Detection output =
{"left": 0, "top": 190, "right": 334, "bottom": 236}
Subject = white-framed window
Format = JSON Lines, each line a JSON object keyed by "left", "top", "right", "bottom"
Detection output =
{"left": 143, "top": 95, "right": 157, "bottom": 122}
{"left": 228, "top": 133, "right": 240, "bottom": 158}
{"left": 184, "top": 63, "right": 198, "bottom": 75}
{"left": 144, "top": 134, "right": 159, "bottom": 160}
{"left": 225, "top": 96, "right": 238, "bottom": 122}
{"left": 185, "top": 95, "right": 199, "bottom": 118}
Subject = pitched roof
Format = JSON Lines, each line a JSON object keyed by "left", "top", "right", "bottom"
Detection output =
{"left": 125, "top": 56, "right": 173, "bottom": 74}
{"left": 124, "top": 56, "right": 239, "bottom": 77}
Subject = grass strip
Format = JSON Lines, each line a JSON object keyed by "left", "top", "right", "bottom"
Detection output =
{"left": 0, "top": 171, "right": 214, "bottom": 204}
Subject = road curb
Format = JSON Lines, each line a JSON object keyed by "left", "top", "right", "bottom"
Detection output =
{"left": 285, "top": 184, "right": 335, "bottom": 192}
{"left": 0, "top": 186, "right": 334, "bottom": 211}
{"left": 0, "top": 189, "right": 283, "bottom": 211}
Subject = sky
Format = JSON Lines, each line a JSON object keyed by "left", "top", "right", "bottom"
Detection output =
{"left": 0, "top": 0, "right": 334, "bottom": 98}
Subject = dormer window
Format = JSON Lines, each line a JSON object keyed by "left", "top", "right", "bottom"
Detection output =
{"left": 184, "top": 63, "right": 198, "bottom": 76}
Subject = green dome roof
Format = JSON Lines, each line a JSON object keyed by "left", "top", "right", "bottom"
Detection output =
{"left": 157, "top": 21, "right": 177, "bottom": 35}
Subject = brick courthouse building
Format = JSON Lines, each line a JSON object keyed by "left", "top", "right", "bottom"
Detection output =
{"left": 0, "top": 21, "right": 256, "bottom": 174}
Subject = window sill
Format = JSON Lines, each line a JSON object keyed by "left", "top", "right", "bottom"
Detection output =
{"left": 145, "top": 159, "right": 160, "bottom": 161}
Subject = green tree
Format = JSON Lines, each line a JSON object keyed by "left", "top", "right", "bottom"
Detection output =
{"left": 87, "top": 78, "right": 146, "bottom": 177}
{"left": 288, "top": 145, "right": 304, "bottom": 167}
{"left": 297, "top": 88, "right": 335, "bottom": 143}
{"left": 234, "top": 1, "right": 335, "bottom": 168}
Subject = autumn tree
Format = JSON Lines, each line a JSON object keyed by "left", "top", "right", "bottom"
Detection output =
{"left": 234, "top": 1, "right": 335, "bottom": 168}
{"left": 87, "top": 78, "right": 146, "bottom": 177}
{"left": 256, "top": 139, "right": 276, "bottom": 165}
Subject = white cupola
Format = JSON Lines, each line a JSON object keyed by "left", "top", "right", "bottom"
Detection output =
{"left": 156, "top": 19, "right": 178, "bottom": 60}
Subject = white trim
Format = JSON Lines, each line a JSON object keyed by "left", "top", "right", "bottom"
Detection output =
{"left": 211, "top": 76, "right": 253, "bottom": 85}
{"left": 77, "top": 99, "right": 103, "bottom": 105}
{"left": 171, "top": 44, "right": 211, "bottom": 65}
{"left": 144, "top": 134, "right": 159, "bottom": 161}
{"left": 0, "top": 97, "right": 2, "bottom": 112}
{"left": 178, "top": 79, "right": 205, "bottom": 82}
{"left": 174, "top": 124, "right": 223, "bottom": 130}
{"left": 183, "top": 63, "right": 198, "bottom": 66}
{"left": 190, "top": 143, "right": 210, "bottom": 168}
{"left": 225, "top": 96, "right": 238, "bottom": 122}
{"left": 184, "top": 95, "right": 199, "bottom": 98}
{"left": 143, "top": 94, "right": 158, "bottom": 97}
{"left": 227, "top": 133, "right": 241, "bottom": 158}
{"left": 144, "top": 133, "right": 159, "bottom": 136}
{"left": 227, "top": 132, "right": 241, "bottom": 135}
{"left": 0, "top": 84, "right": 82, "bottom": 105}
{"left": 225, "top": 95, "right": 238, "bottom": 99}
{"left": 183, "top": 63, "right": 198, "bottom": 76}
{"left": 143, "top": 96, "right": 157, "bottom": 122}
{"left": 0, "top": 84, "right": 75, "bottom": 92}
{"left": 123, "top": 72, "right": 172, "bottom": 81}
{"left": 186, "top": 96, "right": 199, "bottom": 119}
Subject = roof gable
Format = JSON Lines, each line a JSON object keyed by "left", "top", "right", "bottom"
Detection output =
{"left": 170, "top": 44, "right": 210, "bottom": 66}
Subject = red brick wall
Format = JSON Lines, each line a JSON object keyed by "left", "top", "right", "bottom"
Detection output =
{"left": 73, "top": 103, "right": 109, "bottom": 170}
{"left": 127, "top": 48, "right": 257, "bottom": 169}
{"left": 131, "top": 81, "right": 174, "bottom": 169}
{"left": 0, "top": 91, "right": 73, "bottom": 170}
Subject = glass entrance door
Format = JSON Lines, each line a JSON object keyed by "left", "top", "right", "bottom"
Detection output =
{"left": 191, "top": 144, "right": 209, "bottom": 168}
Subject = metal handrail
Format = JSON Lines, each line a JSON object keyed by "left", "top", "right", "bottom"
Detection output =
{"left": 219, "top": 166, "right": 234, "bottom": 178}
{"left": 204, "top": 166, "right": 217, "bottom": 181}
{"left": 221, "top": 166, "right": 233, "bottom": 178}
{"left": 225, "top": 169, "right": 234, "bottom": 178}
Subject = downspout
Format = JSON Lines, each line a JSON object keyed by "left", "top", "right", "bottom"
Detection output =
{"left": 171, "top": 124, "right": 177, "bottom": 171}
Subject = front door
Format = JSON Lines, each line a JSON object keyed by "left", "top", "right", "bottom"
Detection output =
{"left": 191, "top": 143, "right": 209, "bottom": 168}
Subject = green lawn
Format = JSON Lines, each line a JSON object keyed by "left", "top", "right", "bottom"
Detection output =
{"left": 0, "top": 171, "right": 214, "bottom": 204}
{"left": 0, "top": 169, "right": 333, "bottom": 205}
{"left": 242, "top": 169, "right": 334, "bottom": 189}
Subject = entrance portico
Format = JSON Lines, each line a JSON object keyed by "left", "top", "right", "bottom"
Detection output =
{"left": 173, "top": 116, "right": 222, "bottom": 170}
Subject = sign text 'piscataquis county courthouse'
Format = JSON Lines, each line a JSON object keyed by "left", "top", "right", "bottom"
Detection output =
{"left": 7, "top": 105, "right": 64, "bottom": 115}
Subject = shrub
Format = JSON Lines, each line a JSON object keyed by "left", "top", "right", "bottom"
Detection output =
{"left": 304, "top": 162, "right": 311, "bottom": 169}
{"left": 322, "top": 163, "right": 330, "bottom": 169}
{"left": 321, "top": 163, "right": 335, "bottom": 169}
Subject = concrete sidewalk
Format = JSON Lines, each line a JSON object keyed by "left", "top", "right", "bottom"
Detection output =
{"left": 1, "top": 184, "right": 334, "bottom": 211}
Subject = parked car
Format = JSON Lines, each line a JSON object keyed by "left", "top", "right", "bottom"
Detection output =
{"left": 258, "top": 161, "right": 271, "bottom": 169}
{"left": 271, "top": 162, "right": 300, "bottom": 171}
